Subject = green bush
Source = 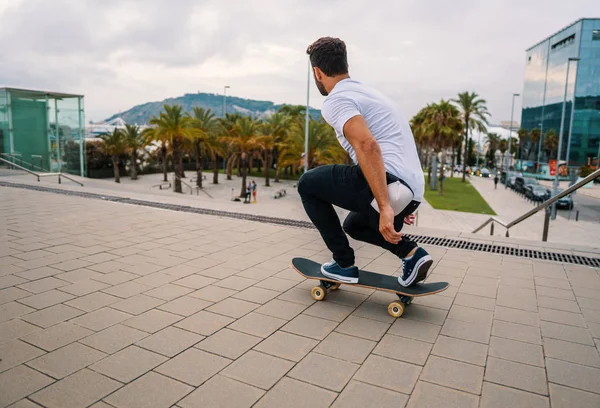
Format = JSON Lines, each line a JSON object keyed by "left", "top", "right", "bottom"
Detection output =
{"left": 579, "top": 165, "right": 593, "bottom": 178}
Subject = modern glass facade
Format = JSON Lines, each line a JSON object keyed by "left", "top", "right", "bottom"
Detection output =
{"left": 0, "top": 88, "right": 85, "bottom": 176}
{"left": 521, "top": 18, "right": 600, "bottom": 170}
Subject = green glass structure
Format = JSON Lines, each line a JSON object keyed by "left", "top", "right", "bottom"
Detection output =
{"left": 521, "top": 18, "right": 600, "bottom": 170}
{"left": 0, "top": 87, "right": 85, "bottom": 176}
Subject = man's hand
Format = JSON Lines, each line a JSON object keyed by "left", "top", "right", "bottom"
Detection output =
{"left": 404, "top": 214, "right": 415, "bottom": 225}
{"left": 379, "top": 205, "right": 402, "bottom": 244}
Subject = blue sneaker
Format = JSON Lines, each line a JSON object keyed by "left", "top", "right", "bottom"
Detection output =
{"left": 321, "top": 260, "right": 359, "bottom": 284}
{"left": 398, "top": 247, "right": 433, "bottom": 287}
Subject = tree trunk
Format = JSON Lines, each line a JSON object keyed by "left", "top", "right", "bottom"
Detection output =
{"left": 451, "top": 148, "right": 455, "bottom": 178}
{"left": 112, "top": 156, "right": 120, "bottom": 183}
{"left": 240, "top": 152, "right": 248, "bottom": 197}
{"left": 249, "top": 155, "right": 253, "bottom": 176}
{"left": 181, "top": 155, "right": 186, "bottom": 178}
{"left": 237, "top": 156, "right": 242, "bottom": 177}
{"left": 130, "top": 150, "right": 138, "bottom": 180}
{"left": 212, "top": 156, "right": 219, "bottom": 184}
{"left": 263, "top": 151, "right": 267, "bottom": 176}
{"left": 195, "top": 142, "right": 203, "bottom": 189}
{"left": 439, "top": 152, "right": 445, "bottom": 195}
{"left": 265, "top": 151, "right": 271, "bottom": 187}
{"left": 161, "top": 146, "right": 168, "bottom": 182}
{"left": 275, "top": 164, "right": 280, "bottom": 182}
{"left": 173, "top": 139, "right": 183, "bottom": 193}
{"left": 226, "top": 155, "right": 234, "bottom": 180}
{"left": 462, "top": 121, "right": 469, "bottom": 183}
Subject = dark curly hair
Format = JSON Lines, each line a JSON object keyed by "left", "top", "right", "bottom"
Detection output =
{"left": 306, "top": 37, "right": 348, "bottom": 77}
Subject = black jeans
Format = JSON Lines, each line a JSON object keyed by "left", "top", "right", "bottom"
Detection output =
{"left": 298, "top": 164, "right": 420, "bottom": 268}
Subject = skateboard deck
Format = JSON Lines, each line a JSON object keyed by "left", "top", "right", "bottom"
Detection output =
{"left": 291, "top": 257, "right": 448, "bottom": 318}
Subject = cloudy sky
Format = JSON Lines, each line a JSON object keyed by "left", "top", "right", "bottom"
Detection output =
{"left": 0, "top": 0, "right": 595, "bottom": 123}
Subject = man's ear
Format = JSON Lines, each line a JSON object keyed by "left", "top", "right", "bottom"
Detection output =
{"left": 313, "top": 67, "right": 324, "bottom": 81}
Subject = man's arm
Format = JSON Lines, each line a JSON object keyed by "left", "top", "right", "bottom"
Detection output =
{"left": 343, "top": 115, "right": 402, "bottom": 244}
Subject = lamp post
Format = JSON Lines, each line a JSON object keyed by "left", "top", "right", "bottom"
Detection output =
{"left": 304, "top": 58, "right": 310, "bottom": 174}
{"left": 551, "top": 57, "right": 579, "bottom": 220}
{"left": 223, "top": 85, "right": 230, "bottom": 117}
{"left": 505, "top": 93, "right": 519, "bottom": 189}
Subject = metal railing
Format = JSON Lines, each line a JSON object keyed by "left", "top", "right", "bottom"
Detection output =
{"left": 1, "top": 153, "right": 47, "bottom": 173}
{"left": 172, "top": 173, "right": 213, "bottom": 198}
{"left": 473, "top": 168, "right": 600, "bottom": 241}
{"left": 0, "top": 157, "right": 84, "bottom": 187}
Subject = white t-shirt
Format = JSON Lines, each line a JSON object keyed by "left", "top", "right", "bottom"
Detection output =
{"left": 321, "top": 78, "right": 425, "bottom": 202}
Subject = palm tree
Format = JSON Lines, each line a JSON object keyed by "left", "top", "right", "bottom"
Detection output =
{"left": 544, "top": 129, "right": 559, "bottom": 160}
{"left": 223, "top": 116, "right": 261, "bottom": 197}
{"left": 122, "top": 124, "right": 144, "bottom": 180}
{"left": 99, "top": 129, "right": 127, "bottom": 183}
{"left": 452, "top": 92, "right": 490, "bottom": 182}
{"left": 421, "top": 100, "right": 464, "bottom": 194}
{"left": 485, "top": 132, "right": 502, "bottom": 168}
{"left": 529, "top": 128, "right": 542, "bottom": 171}
{"left": 516, "top": 128, "right": 528, "bottom": 170}
{"left": 189, "top": 107, "right": 221, "bottom": 188}
{"left": 219, "top": 113, "right": 243, "bottom": 180}
{"left": 257, "top": 113, "right": 288, "bottom": 186}
{"left": 278, "top": 105, "right": 306, "bottom": 123}
{"left": 142, "top": 124, "right": 169, "bottom": 182}
{"left": 144, "top": 104, "right": 198, "bottom": 193}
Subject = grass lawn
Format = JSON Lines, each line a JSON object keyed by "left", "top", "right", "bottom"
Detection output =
{"left": 424, "top": 178, "right": 496, "bottom": 215}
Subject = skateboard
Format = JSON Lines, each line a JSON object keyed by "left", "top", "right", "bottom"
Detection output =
{"left": 291, "top": 257, "right": 449, "bottom": 318}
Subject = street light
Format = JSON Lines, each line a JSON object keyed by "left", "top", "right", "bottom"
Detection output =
{"left": 505, "top": 93, "right": 520, "bottom": 189}
{"left": 551, "top": 57, "right": 579, "bottom": 220}
{"left": 223, "top": 85, "right": 230, "bottom": 117}
{"left": 304, "top": 58, "right": 310, "bottom": 174}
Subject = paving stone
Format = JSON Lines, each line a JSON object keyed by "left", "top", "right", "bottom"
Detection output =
{"left": 537, "top": 286, "right": 575, "bottom": 301}
{"left": 231, "top": 286, "right": 281, "bottom": 305}
{"left": 196, "top": 328, "right": 261, "bottom": 359}
{"left": 543, "top": 337, "right": 600, "bottom": 368}
{"left": 540, "top": 321, "right": 595, "bottom": 345}
{"left": 155, "top": 348, "right": 231, "bottom": 387}
{"left": 90, "top": 345, "right": 167, "bottom": 383}
{"left": 189, "top": 285, "right": 237, "bottom": 302}
{"left": 255, "top": 331, "right": 319, "bottom": 362}
{"left": 549, "top": 383, "right": 600, "bottom": 408}
{"left": 213, "top": 276, "right": 258, "bottom": 291}
{"left": 537, "top": 296, "right": 580, "bottom": 313}
{"left": 173, "top": 274, "right": 218, "bottom": 290}
{"left": 406, "top": 380, "right": 479, "bottom": 408}
{"left": 228, "top": 312, "right": 286, "bottom": 338}
{"left": 287, "top": 351, "right": 358, "bottom": 392}
{"left": 109, "top": 294, "right": 166, "bottom": 315}
{"left": 488, "top": 336, "right": 544, "bottom": 367}
{"left": 546, "top": 357, "right": 600, "bottom": 394}
{"left": 17, "top": 277, "right": 69, "bottom": 294}
{"left": 70, "top": 307, "right": 133, "bottom": 332}
{"left": 27, "top": 342, "right": 107, "bottom": 379}
{"left": 178, "top": 374, "right": 264, "bottom": 408}
{"left": 0, "top": 287, "right": 31, "bottom": 305}
{"left": 0, "top": 365, "right": 54, "bottom": 407}
{"left": 480, "top": 382, "right": 548, "bottom": 408}
{"left": 17, "top": 290, "right": 75, "bottom": 310}
{"left": 484, "top": 356, "right": 548, "bottom": 395}
{"left": 5, "top": 398, "right": 42, "bottom": 408}
{"left": 277, "top": 288, "right": 316, "bottom": 306}
{"left": 332, "top": 380, "right": 408, "bottom": 408}
{"left": 102, "top": 281, "right": 152, "bottom": 299}
{"left": 491, "top": 320, "right": 541, "bottom": 345}
{"left": 63, "top": 292, "right": 121, "bottom": 313}
{"left": 254, "top": 377, "right": 337, "bottom": 408}
{"left": 372, "top": 333, "right": 431, "bottom": 365}
{"left": 255, "top": 299, "right": 307, "bottom": 320}
{"left": 0, "top": 301, "right": 35, "bottom": 323}
{"left": 431, "top": 335, "right": 488, "bottom": 366}
{"left": 157, "top": 295, "right": 212, "bottom": 316}
{"left": 13, "top": 267, "right": 58, "bottom": 282}
{"left": 354, "top": 354, "right": 421, "bottom": 394}
{"left": 539, "top": 307, "right": 587, "bottom": 327}
{"left": 494, "top": 305, "right": 539, "bottom": 326}
{"left": 334, "top": 315, "right": 389, "bottom": 341}
{"left": 0, "top": 339, "right": 46, "bottom": 373}
{"left": 21, "top": 321, "right": 93, "bottom": 352}
{"left": 92, "top": 270, "right": 139, "bottom": 285}
{"left": 144, "top": 283, "right": 195, "bottom": 301}
{"left": 175, "top": 310, "right": 235, "bottom": 336}
{"left": 205, "top": 297, "right": 260, "bottom": 318}
{"left": 222, "top": 350, "right": 294, "bottom": 390}
{"left": 254, "top": 277, "right": 298, "bottom": 292}
{"left": 79, "top": 324, "right": 149, "bottom": 354}
{"left": 105, "top": 371, "right": 193, "bottom": 408}
{"left": 351, "top": 301, "right": 396, "bottom": 323}
{"left": 582, "top": 308, "right": 600, "bottom": 324}
{"left": 302, "top": 301, "right": 355, "bottom": 323}
{"left": 313, "top": 332, "right": 375, "bottom": 364}
{"left": 421, "top": 355, "right": 484, "bottom": 394}
{"left": 413, "top": 293, "right": 454, "bottom": 310}
{"left": 441, "top": 318, "right": 490, "bottom": 344}
{"left": 458, "top": 283, "right": 497, "bottom": 299}
{"left": 0, "top": 319, "right": 40, "bottom": 344}
{"left": 447, "top": 304, "right": 493, "bottom": 325}
{"left": 388, "top": 316, "right": 441, "bottom": 343}
{"left": 30, "top": 368, "right": 121, "bottom": 408}
{"left": 136, "top": 326, "right": 203, "bottom": 357}
{"left": 22, "top": 303, "right": 84, "bottom": 328}
{"left": 403, "top": 304, "right": 448, "bottom": 325}
{"left": 122, "top": 309, "right": 182, "bottom": 333}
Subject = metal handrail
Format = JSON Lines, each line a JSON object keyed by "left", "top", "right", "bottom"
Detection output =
{"left": 0, "top": 157, "right": 83, "bottom": 187}
{"left": 172, "top": 173, "right": 213, "bottom": 198}
{"left": 0, "top": 153, "right": 47, "bottom": 172}
{"left": 473, "top": 168, "right": 600, "bottom": 236}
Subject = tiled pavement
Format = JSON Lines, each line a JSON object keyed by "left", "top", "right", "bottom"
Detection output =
{"left": 1, "top": 186, "right": 600, "bottom": 408}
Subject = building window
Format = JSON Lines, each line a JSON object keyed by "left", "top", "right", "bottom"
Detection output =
{"left": 593, "top": 30, "right": 600, "bottom": 41}
{"left": 528, "top": 56, "right": 532, "bottom": 63}
{"left": 551, "top": 34, "right": 576, "bottom": 51}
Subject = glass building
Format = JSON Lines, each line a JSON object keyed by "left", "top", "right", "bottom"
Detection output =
{"left": 520, "top": 18, "right": 600, "bottom": 171}
{"left": 0, "top": 88, "right": 85, "bottom": 176}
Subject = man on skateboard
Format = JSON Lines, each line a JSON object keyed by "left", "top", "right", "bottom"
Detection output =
{"left": 298, "top": 37, "right": 431, "bottom": 287}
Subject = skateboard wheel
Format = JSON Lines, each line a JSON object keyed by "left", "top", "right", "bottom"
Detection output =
{"left": 311, "top": 286, "right": 326, "bottom": 301}
{"left": 388, "top": 301, "right": 404, "bottom": 318}
{"left": 330, "top": 283, "right": 341, "bottom": 291}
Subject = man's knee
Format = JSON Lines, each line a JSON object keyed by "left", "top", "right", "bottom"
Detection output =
{"left": 297, "top": 171, "right": 311, "bottom": 197}
{"left": 342, "top": 214, "right": 359, "bottom": 238}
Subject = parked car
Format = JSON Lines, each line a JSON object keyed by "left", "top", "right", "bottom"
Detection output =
{"left": 555, "top": 190, "right": 574, "bottom": 210}
{"left": 514, "top": 176, "right": 538, "bottom": 193}
{"left": 507, "top": 176, "right": 517, "bottom": 189}
{"left": 480, "top": 168, "right": 490, "bottom": 178}
{"left": 524, "top": 185, "right": 550, "bottom": 202}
